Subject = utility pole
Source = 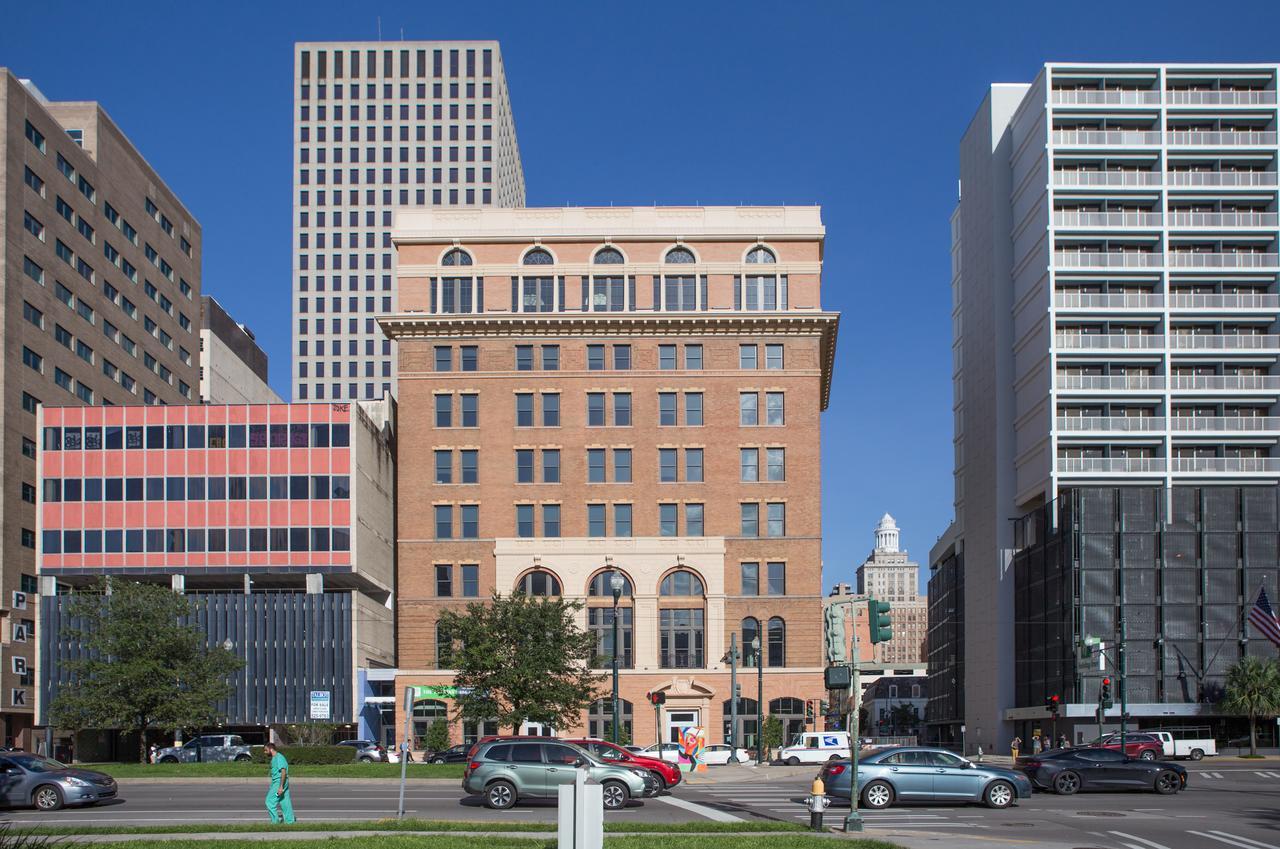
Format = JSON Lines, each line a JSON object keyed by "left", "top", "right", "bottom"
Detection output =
{"left": 726, "top": 633, "right": 739, "bottom": 753}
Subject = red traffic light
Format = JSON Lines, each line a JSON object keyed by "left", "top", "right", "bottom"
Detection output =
{"left": 1050, "top": 695, "right": 1060, "bottom": 703}
{"left": 1102, "top": 677, "right": 1111, "bottom": 686}
{"left": 647, "top": 691, "right": 666, "bottom": 706}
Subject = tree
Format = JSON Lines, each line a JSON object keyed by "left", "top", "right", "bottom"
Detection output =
{"left": 49, "top": 579, "right": 243, "bottom": 763}
{"left": 284, "top": 723, "right": 337, "bottom": 747}
{"left": 761, "top": 714, "right": 784, "bottom": 758}
{"left": 423, "top": 719, "right": 451, "bottom": 755}
{"left": 1222, "top": 656, "right": 1280, "bottom": 757}
{"left": 888, "top": 703, "right": 919, "bottom": 736}
{"left": 437, "top": 592, "right": 602, "bottom": 733}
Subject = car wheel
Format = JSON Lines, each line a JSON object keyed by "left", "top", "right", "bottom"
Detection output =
{"left": 1189, "top": 749, "right": 1204, "bottom": 761}
{"left": 828, "top": 754, "right": 841, "bottom": 761}
{"left": 33, "top": 785, "right": 64, "bottom": 812}
{"left": 862, "top": 780, "right": 894, "bottom": 810}
{"left": 601, "top": 780, "right": 630, "bottom": 810}
{"left": 1053, "top": 771, "right": 1081, "bottom": 795}
{"left": 159, "top": 756, "right": 178, "bottom": 764}
{"left": 1140, "top": 750, "right": 1156, "bottom": 761}
{"left": 360, "top": 756, "right": 374, "bottom": 763}
{"left": 431, "top": 758, "right": 444, "bottom": 765}
{"left": 984, "top": 780, "right": 1015, "bottom": 809}
{"left": 234, "top": 754, "right": 251, "bottom": 762}
{"left": 484, "top": 780, "right": 516, "bottom": 810}
{"left": 786, "top": 756, "right": 800, "bottom": 766}
{"left": 1154, "top": 770, "right": 1180, "bottom": 795}
{"left": 650, "top": 770, "right": 669, "bottom": 789}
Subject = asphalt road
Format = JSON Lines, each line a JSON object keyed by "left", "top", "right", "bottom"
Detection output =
{"left": 678, "top": 764, "right": 1280, "bottom": 849}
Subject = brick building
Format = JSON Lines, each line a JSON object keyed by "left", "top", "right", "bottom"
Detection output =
{"left": 379, "top": 206, "right": 840, "bottom": 751}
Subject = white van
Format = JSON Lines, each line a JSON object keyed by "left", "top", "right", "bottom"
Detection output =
{"left": 778, "top": 731, "right": 852, "bottom": 765}
{"left": 1140, "top": 728, "right": 1217, "bottom": 760}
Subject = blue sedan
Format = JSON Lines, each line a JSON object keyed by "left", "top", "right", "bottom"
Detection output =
{"left": 817, "top": 747, "right": 1033, "bottom": 809}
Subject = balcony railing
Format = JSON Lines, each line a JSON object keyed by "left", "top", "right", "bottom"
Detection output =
{"left": 660, "top": 651, "right": 704, "bottom": 669}
{"left": 1057, "top": 416, "right": 1166, "bottom": 432}
{"left": 1167, "top": 90, "right": 1279, "bottom": 106}
{"left": 1171, "top": 457, "right": 1280, "bottom": 473}
{"left": 1054, "top": 211, "right": 1163, "bottom": 228}
{"left": 1053, "top": 170, "right": 1162, "bottom": 187}
{"left": 1168, "top": 334, "right": 1280, "bottom": 350}
{"left": 1166, "top": 171, "right": 1278, "bottom": 187}
{"left": 1169, "top": 417, "right": 1280, "bottom": 432}
{"left": 1052, "top": 89, "right": 1163, "bottom": 105}
{"left": 1058, "top": 457, "right": 1166, "bottom": 473}
{"left": 1055, "top": 293, "right": 1163, "bottom": 310}
{"left": 1166, "top": 253, "right": 1279, "bottom": 269}
{"left": 1055, "top": 333, "right": 1164, "bottom": 350}
{"left": 1054, "top": 251, "right": 1163, "bottom": 268}
{"left": 1167, "top": 131, "right": 1279, "bottom": 146}
{"left": 1056, "top": 375, "right": 1165, "bottom": 391}
{"left": 1168, "top": 212, "right": 1279, "bottom": 228}
{"left": 1169, "top": 375, "right": 1280, "bottom": 391}
{"left": 1053, "top": 130, "right": 1163, "bottom": 146}
{"left": 1168, "top": 293, "right": 1280, "bottom": 310}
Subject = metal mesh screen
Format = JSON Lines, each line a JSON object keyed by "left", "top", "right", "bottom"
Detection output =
{"left": 1083, "top": 605, "right": 1116, "bottom": 638}
{"left": 1203, "top": 488, "right": 1240, "bottom": 531}
{"left": 1242, "top": 487, "right": 1278, "bottom": 531}
{"left": 1127, "top": 676, "right": 1157, "bottom": 702}
{"left": 1204, "top": 568, "right": 1240, "bottom": 604}
{"left": 1119, "top": 488, "right": 1159, "bottom": 532}
{"left": 1079, "top": 488, "right": 1116, "bottom": 533}
{"left": 1204, "top": 605, "right": 1239, "bottom": 640}
{"left": 1162, "top": 569, "right": 1200, "bottom": 603}
{"left": 1163, "top": 533, "right": 1199, "bottom": 568}
{"left": 1169, "top": 487, "right": 1200, "bottom": 531}
{"left": 1203, "top": 533, "right": 1240, "bottom": 569}
{"left": 1126, "top": 605, "right": 1158, "bottom": 642}
{"left": 1161, "top": 605, "right": 1200, "bottom": 640}
{"left": 1081, "top": 569, "right": 1115, "bottom": 605}
{"left": 1123, "top": 568, "right": 1157, "bottom": 604}
{"left": 1081, "top": 534, "right": 1116, "bottom": 569}
{"left": 1243, "top": 533, "right": 1278, "bottom": 567}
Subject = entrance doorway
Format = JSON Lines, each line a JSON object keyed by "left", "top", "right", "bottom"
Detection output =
{"left": 664, "top": 709, "right": 700, "bottom": 744}
{"left": 519, "top": 720, "right": 555, "bottom": 737}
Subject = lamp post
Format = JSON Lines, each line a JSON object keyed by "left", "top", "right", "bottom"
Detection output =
{"left": 610, "top": 572, "right": 624, "bottom": 745}
{"left": 751, "top": 635, "right": 763, "bottom": 764}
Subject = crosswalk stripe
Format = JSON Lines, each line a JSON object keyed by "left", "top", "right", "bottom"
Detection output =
{"left": 1190, "top": 832, "right": 1280, "bottom": 849}
{"left": 1206, "top": 831, "right": 1280, "bottom": 849}
{"left": 1108, "top": 831, "right": 1173, "bottom": 849}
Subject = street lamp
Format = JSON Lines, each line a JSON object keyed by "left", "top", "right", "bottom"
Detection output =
{"left": 751, "top": 635, "right": 763, "bottom": 764}
{"left": 610, "top": 572, "right": 625, "bottom": 745}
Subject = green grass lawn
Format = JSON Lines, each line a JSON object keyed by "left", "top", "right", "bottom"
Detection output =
{"left": 31, "top": 838, "right": 897, "bottom": 849}
{"left": 80, "top": 762, "right": 464, "bottom": 780}
{"left": 19, "top": 820, "right": 805, "bottom": 836}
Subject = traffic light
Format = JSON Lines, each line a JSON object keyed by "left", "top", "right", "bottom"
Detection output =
{"left": 648, "top": 691, "right": 666, "bottom": 706}
{"left": 820, "top": 700, "right": 830, "bottom": 715}
{"left": 1099, "top": 677, "right": 1113, "bottom": 709}
{"left": 868, "top": 598, "right": 893, "bottom": 644}
{"left": 734, "top": 683, "right": 742, "bottom": 699}
{"left": 805, "top": 700, "right": 815, "bottom": 724}
{"left": 1045, "top": 694, "right": 1061, "bottom": 716}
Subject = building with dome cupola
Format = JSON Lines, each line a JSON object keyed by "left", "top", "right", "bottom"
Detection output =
{"left": 856, "top": 514, "right": 928, "bottom": 664}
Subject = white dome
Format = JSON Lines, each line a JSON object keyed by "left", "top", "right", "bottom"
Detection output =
{"left": 876, "top": 513, "right": 897, "bottom": 530}
{"left": 874, "top": 513, "right": 901, "bottom": 553}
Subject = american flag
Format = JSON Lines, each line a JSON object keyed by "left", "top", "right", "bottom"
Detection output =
{"left": 1248, "top": 586, "right": 1280, "bottom": 649}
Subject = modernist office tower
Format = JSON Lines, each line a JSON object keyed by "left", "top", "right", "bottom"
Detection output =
{"left": 1, "top": 71, "right": 202, "bottom": 748}
{"left": 291, "top": 42, "right": 526, "bottom": 403}
{"left": 930, "top": 64, "right": 1280, "bottom": 751}
{"left": 380, "top": 206, "right": 840, "bottom": 749}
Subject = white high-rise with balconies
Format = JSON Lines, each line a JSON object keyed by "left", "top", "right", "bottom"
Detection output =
{"left": 291, "top": 42, "right": 526, "bottom": 402}
{"left": 930, "top": 64, "right": 1280, "bottom": 753}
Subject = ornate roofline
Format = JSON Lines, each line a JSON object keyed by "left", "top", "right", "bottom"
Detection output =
{"left": 378, "top": 311, "right": 840, "bottom": 410}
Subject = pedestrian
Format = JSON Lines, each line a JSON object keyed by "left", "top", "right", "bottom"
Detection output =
{"left": 1059, "top": 734, "right": 1069, "bottom": 750}
{"left": 1010, "top": 736, "right": 1022, "bottom": 759}
{"left": 1043, "top": 735, "right": 1053, "bottom": 752}
{"left": 264, "top": 742, "right": 295, "bottom": 824}
{"left": 1031, "top": 736, "right": 1042, "bottom": 754}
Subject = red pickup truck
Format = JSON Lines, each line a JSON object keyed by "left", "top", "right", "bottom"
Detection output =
{"left": 1085, "top": 732, "right": 1164, "bottom": 761}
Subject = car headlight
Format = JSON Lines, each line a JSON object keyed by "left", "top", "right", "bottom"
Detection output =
{"left": 64, "top": 777, "right": 89, "bottom": 788}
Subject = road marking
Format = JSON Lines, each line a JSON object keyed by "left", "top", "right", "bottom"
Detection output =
{"left": 1108, "top": 831, "right": 1173, "bottom": 849}
{"left": 653, "top": 794, "right": 743, "bottom": 823}
{"left": 1190, "top": 832, "right": 1280, "bottom": 849}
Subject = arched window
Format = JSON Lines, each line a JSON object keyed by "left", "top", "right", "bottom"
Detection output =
{"left": 588, "top": 571, "right": 632, "bottom": 597}
{"left": 522, "top": 247, "right": 554, "bottom": 265}
{"left": 435, "top": 621, "right": 456, "bottom": 668}
{"left": 657, "top": 248, "right": 703, "bottom": 311}
{"left": 588, "top": 698, "right": 633, "bottom": 741}
{"left": 412, "top": 698, "right": 448, "bottom": 749}
{"left": 517, "top": 569, "right": 561, "bottom": 596}
{"left": 437, "top": 248, "right": 480, "bottom": 314}
{"left": 665, "top": 247, "right": 696, "bottom": 264}
{"left": 442, "top": 248, "right": 473, "bottom": 266}
{"left": 736, "top": 245, "right": 785, "bottom": 311}
{"left": 593, "top": 247, "right": 625, "bottom": 264}
{"left": 769, "top": 697, "right": 806, "bottom": 746}
{"left": 741, "top": 617, "right": 761, "bottom": 668}
{"left": 768, "top": 617, "right": 786, "bottom": 667}
{"left": 587, "top": 249, "right": 629, "bottom": 311}
{"left": 746, "top": 246, "right": 776, "bottom": 264}
{"left": 722, "top": 697, "right": 759, "bottom": 751}
{"left": 660, "top": 570, "right": 704, "bottom": 596}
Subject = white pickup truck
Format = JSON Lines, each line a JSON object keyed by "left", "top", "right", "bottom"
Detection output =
{"left": 1140, "top": 729, "right": 1216, "bottom": 761}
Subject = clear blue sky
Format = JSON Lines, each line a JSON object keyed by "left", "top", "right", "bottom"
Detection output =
{"left": 5, "top": 0, "right": 1279, "bottom": 593}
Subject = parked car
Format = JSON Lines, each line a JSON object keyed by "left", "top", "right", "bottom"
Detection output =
{"left": 778, "top": 731, "right": 852, "bottom": 765}
{"left": 640, "top": 742, "right": 684, "bottom": 763}
{"left": 337, "top": 739, "right": 386, "bottom": 763}
{"left": 0, "top": 753, "right": 118, "bottom": 811}
{"left": 700, "top": 744, "right": 751, "bottom": 765}
{"left": 153, "top": 734, "right": 252, "bottom": 764}
{"left": 463, "top": 739, "right": 656, "bottom": 810}
{"left": 566, "top": 738, "right": 682, "bottom": 789}
{"left": 427, "top": 743, "right": 471, "bottom": 765}
{"left": 1139, "top": 728, "right": 1216, "bottom": 761}
{"left": 1084, "top": 732, "right": 1164, "bottom": 761}
{"left": 818, "top": 746, "right": 1032, "bottom": 810}
{"left": 1019, "top": 747, "right": 1186, "bottom": 795}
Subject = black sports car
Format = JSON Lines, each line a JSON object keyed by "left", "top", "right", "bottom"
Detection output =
{"left": 1019, "top": 747, "right": 1187, "bottom": 795}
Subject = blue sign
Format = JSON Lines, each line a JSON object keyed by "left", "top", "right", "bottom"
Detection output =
{"left": 822, "top": 735, "right": 841, "bottom": 747}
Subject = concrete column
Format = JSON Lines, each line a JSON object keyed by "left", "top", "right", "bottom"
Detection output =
{"left": 634, "top": 596, "right": 658, "bottom": 668}
{"left": 171, "top": 574, "right": 185, "bottom": 593}
{"left": 306, "top": 573, "right": 324, "bottom": 594}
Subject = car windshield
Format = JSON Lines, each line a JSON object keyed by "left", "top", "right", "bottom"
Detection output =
{"left": 9, "top": 755, "right": 65, "bottom": 773}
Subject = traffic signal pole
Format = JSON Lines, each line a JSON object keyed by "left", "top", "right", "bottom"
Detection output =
{"left": 846, "top": 619, "right": 862, "bottom": 833}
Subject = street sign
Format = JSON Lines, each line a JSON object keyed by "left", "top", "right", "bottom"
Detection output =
{"left": 309, "top": 690, "right": 332, "bottom": 720}
{"left": 417, "top": 685, "right": 458, "bottom": 699}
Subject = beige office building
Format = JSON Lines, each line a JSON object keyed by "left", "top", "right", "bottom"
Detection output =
{"left": 2, "top": 70, "right": 201, "bottom": 746}
{"left": 856, "top": 514, "right": 928, "bottom": 665}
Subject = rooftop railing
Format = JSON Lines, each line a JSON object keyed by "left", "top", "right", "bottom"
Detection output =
{"left": 1056, "top": 375, "right": 1165, "bottom": 391}
{"left": 1166, "top": 130, "right": 1279, "bottom": 146}
{"left": 1055, "top": 333, "right": 1164, "bottom": 349}
{"left": 1170, "top": 457, "right": 1280, "bottom": 473}
{"left": 1168, "top": 333, "right": 1280, "bottom": 349}
{"left": 1054, "top": 251, "right": 1163, "bottom": 268}
{"left": 1168, "top": 212, "right": 1279, "bottom": 228}
{"left": 1054, "top": 211, "right": 1163, "bottom": 228}
{"left": 1166, "top": 90, "right": 1278, "bottom": 105}
{"left": 1167, "top": 293, "right": 1280, "bottom": 310}
{"left": 1169, "top": 375, "right": 1280, "bottom": 391}
{"left": 1165, "top": 171, "right": 1278, "bottom": 187}
{"left": 1057, "top": 457, "right": 1166, "bottom": 473}
{"left": 1166, "top": 253, "right": 1279, "bottom": 269}
{"left": 1168, "top": 417, "right": 1280, "bottom": 432}
{"left": 1055, "top": 293, "right": 1163, "bottom": 309}
{"left": 1053, "top": 130, "right": 1163, "bottom": 146}
{"left": 1052, "top": 89, "right": 1163, "bottom": 105}
{"left": 1057, "top": 416, "right": 1166, "bottom": 432}
{"left": 1053, "top": 170, "right": 1162, "bottom": 187}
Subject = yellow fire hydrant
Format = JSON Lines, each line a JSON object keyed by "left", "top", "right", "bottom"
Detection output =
{"left": 806, "top": 777, "right": 830, "bottom": 831}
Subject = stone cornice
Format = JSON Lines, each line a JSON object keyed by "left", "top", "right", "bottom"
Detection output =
{"left": 378, "top": 311, "right": 841, "bottom": 409}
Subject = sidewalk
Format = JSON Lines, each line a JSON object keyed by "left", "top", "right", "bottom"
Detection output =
{"left": 62, "top": 830, "right": 854, "bottom": 844}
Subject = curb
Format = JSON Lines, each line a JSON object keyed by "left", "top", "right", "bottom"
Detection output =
{"left": 112, "top": 777, "right": 462, "bottom": 786}
{"left": 63, "top": 831, "right": 849, "bottom": 844}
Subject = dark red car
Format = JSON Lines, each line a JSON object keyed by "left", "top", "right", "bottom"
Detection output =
{"left": 1085, "top": 732, "right": 1164, "bottom": 761}
{"left": 566, "top": 738, "right": 682, "bottom": 790}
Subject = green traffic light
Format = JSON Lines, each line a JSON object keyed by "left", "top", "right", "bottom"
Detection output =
{"left": 867, "top": 597, "right": 894, "bottom": 645}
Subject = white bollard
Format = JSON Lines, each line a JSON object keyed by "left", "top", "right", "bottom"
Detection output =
{"left": 558, "top": 769, "right": 603, "bottom": 849}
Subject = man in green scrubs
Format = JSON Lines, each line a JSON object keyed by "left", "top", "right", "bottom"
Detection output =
{"left": 264, "top": 742, "right": 295, "bottom": 824}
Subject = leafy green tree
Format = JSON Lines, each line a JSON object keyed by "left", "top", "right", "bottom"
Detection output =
{"left": 437, "top": 592, "right": 602, "bottom": 733}
{"left": 423, "top": 719, "right": 451, "bottom": 754}
{"left": 762, "top": 714, "right": 784, "bottom": 757}
{"left": 888, "top": 703, "right": 919, "bottom": 736}
{"left": 49, "top": 578, "right": 243, "bottom": 763}
{"left": 1223, "top": 656, "right": 1280, "bottom": 757}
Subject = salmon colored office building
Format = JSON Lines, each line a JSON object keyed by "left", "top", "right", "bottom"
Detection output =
{"left": 380, "top": 206, "right": 841, "bottom": 751}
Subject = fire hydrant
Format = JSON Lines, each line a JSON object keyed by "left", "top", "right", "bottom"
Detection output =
{"left": 803, "top": 777, "right": 831, "bottom": 831}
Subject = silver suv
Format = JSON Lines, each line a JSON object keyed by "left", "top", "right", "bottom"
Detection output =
{"left": 463, "top": 739, "right": 656, "bottom": 810}
{"left": 153, "top": 734, "right": 252, "bottom": 764}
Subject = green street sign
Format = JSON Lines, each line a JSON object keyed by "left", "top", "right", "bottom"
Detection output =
{"left": 416, "top": 685, "right": 458, "bottom": 699}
